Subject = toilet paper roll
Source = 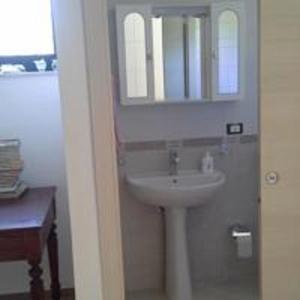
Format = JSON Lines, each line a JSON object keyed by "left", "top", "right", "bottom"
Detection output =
{"left": 236, "top": 234, "right": 252, "bottom": 258}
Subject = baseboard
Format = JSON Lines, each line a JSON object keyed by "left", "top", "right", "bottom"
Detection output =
{"left": 0, "top": 288, "right": 75, "bottom": 299}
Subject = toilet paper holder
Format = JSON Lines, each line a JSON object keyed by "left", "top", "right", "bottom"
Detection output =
{"left": 230, "top": 224, "right": 251, "bottom": 239}
{"left": 230, "top": 224, "right": 253, "bottom": 258}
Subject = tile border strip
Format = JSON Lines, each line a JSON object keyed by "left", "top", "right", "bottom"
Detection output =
{"left": 123, "top": 135, "right": 257, "bottom": 152}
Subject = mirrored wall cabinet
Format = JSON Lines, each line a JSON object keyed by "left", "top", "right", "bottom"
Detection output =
{"left": 116, "top": 1, "right": 246, "bottom": 105}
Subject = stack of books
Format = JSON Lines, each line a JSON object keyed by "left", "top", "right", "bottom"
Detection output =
{"left": 0, "top": 140, "right": 27, "bottom": 199}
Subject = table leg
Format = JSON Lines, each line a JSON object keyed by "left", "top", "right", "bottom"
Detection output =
{"left": 48, "top": 223, "right": 61, "bottom": 300}
{"left": 29, "top": 259, "right": 45, "bottom": 300}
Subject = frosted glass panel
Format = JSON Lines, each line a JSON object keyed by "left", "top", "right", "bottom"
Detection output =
{"left": 124, "top": 13, "right": 147, "bottom": 98}
{"left": 188, "top": 17, "right": 202, "bottom": 99}
{"left": 152, "top": 17, "right": 165, "bottom": 101}
{"left": 218, "top": 11, "right": 239, "bottom": 94}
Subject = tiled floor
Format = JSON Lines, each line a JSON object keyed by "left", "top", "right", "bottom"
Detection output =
{"left": 0, "top": 290, "right": 75, "bottom": 300}
{"left": 0, "top": 295, "right": 74, "bottom": 300}
{"left": 127, "top": 280, "right": 258, "bottom": 300}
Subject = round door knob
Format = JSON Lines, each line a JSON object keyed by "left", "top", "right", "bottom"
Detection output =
{"left": 265, "top": 171, "right": 279, "bottom": 185}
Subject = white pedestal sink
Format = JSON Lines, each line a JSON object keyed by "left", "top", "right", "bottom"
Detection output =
{"left": 127, "top": 170, "right": 226, "bottom": 300}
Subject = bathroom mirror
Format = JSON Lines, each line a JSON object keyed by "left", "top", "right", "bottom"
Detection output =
{"left": 116, "top": 3, "right": 245, "bottom": 105}
{"left": 152, "top": 15, "right": 205, "bottom": 101}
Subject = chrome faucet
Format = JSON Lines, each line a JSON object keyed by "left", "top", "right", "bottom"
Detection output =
{"left": 169, "top": 149, "right": 180, "bottom": 176}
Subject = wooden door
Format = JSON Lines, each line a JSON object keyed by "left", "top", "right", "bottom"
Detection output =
{"left": 260, "top": 1, "right": 300, "bottom": 299}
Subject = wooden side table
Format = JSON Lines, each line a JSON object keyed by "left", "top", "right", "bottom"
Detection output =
{"left": 0, "top": 187, "right": 61, "bottom": 300}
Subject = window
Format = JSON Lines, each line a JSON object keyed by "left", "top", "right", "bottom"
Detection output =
{"left": 0, "top": 0, "right": 56, "bottom": 73}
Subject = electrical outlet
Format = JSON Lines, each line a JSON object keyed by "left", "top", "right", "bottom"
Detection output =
{"left": 226, "top": 123, "right": 243, "bottom": 135}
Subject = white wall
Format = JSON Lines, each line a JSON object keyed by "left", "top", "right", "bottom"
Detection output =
{"left": 108, "top": 0, "right": 258, "bottom": 142}
{"left": 0, "top": 73, "right": 74, "bottom": 294}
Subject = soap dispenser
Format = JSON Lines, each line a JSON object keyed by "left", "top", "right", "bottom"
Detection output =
{"left": 202, "top": 152, "right": 214, "bottom": 174}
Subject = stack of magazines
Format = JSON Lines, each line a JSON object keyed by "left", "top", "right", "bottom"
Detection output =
{"left": 0, "top": 139, "right": 27, "bottom": 199}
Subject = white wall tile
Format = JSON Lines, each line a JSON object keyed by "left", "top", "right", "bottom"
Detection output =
{"left": 121, "top": 141, "right": 258, "bottom": 291}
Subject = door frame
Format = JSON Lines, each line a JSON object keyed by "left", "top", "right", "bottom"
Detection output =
{"left": 52, "top": 0, "right": 125, "bottom": 299}
{"left": 53, "top": 0, "right": 268, "bottom": 299}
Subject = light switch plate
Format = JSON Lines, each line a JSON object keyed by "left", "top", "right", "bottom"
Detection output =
{"left": 226, "top": 123, "right": 244, "bottom": 135}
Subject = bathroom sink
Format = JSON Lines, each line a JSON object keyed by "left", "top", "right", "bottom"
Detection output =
{"left": 127, "top": 169, "right": 225, "bottom": 300}
{"left": 127, "top": 170, "right": 226, "bottom": 208}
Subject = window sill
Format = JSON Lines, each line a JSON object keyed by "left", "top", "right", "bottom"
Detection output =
{"left": 121, "top": 97, "right": 240, "bottom": 106}
{"left": 0, "top": 70, "right": 58, "bottom": 79}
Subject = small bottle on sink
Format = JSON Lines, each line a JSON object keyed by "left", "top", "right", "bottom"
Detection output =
{"left": 202, "top": 152, "right": 214, "bottom": 174}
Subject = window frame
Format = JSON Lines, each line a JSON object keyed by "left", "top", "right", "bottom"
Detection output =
{"left": 0, "top": 54, "right": 56, "bottom": 73}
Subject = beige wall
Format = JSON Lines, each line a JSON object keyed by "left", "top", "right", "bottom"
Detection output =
{"left": 53, "top": 0, "right": 124, "bottom": 298}
{"left": 260, "top": 0, "right": 300, "bottom": 299}
{"left": 52, "top": 0, "right": 105, "bottom": 298}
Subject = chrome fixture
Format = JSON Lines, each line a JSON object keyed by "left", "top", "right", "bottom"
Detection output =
{"left": 230, "top": 224, "right": 253, "bottom": 259}
{"left": 169, "top": 149, "right": 180, "bottom": 176}
{"left": 231, "top": 224, "right": 251, "bottom": 238}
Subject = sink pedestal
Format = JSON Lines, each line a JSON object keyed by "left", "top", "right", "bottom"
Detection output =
{"left": 165, "top": 207, "right": 192, "bottom": 300}
{"left": 127, "top": 170, "right": 225, "bottom": 300}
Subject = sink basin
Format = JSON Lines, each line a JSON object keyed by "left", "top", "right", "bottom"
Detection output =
{"left": 126, "top": 169, "right": 226, "bottom": 300}
{"left": 127, "top": 170, "right": 225, "bottom": 208}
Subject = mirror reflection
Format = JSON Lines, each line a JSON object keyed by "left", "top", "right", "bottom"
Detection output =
{"left": 152, "top": 16, "right": 204, "bottom": 101}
